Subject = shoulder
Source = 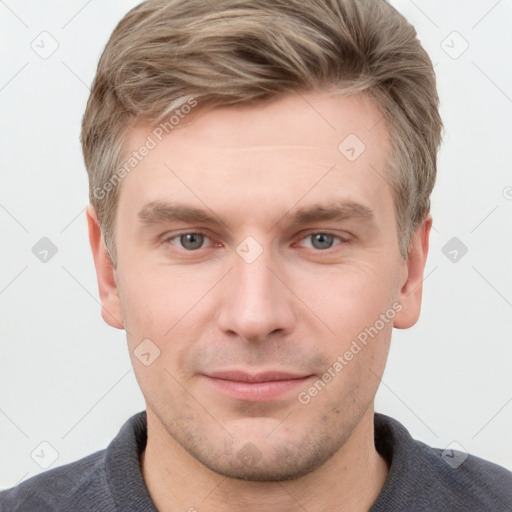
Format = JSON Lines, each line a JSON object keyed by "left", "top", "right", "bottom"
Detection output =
{"left": 0, "top": 449, "right": 114, "bottom": 512}
{"left": 0, "top": 411, "right": 150, "bottom": 512}
{"left": 426, "top": 443, "right": 512, "bottom": 507}
{"left": 373, "top": 413, "right": 512, "bottom": 511}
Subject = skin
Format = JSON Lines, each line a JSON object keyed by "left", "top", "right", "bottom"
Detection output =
{"left": 87, "top": 91, "right": 431, "bottom": 512}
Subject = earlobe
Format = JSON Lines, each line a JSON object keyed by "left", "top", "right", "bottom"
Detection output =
{"left": 86, "top": 205, "right": 124, "bottom": 330}
{"left": 393, "top": 213, "right": 432, "bottom": 329}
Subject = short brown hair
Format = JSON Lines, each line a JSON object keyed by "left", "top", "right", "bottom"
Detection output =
{"left": 81, "top": 0, "right": 442, "bottom": 266}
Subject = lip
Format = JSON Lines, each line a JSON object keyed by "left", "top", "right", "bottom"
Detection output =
{"left": 201, "top": 370, "right": 313, "bottom": 401}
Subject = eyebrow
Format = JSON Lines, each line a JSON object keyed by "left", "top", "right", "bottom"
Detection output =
{"left": 290, "top": 202, "right": 374, "bottom": 225}
{"left": 136, "top": 200, "right": 375, "bottom": 229}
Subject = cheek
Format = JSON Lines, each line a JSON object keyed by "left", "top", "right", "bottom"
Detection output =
{"left": 117, "top": 268, "right": 211, "bottom": 385}
{"left": 301, "top": 259, "right": 399, "bottom": 339}
{"left": 118, "top": 265, "right": 196, "bottom": 337}
{"left": 297, "top": 259, "right": 396, "bottom": 404}
{"left": 307, "top": 309, "right": 392, "bottom": 419}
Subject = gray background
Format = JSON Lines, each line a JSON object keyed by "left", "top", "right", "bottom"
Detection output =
{"left": 1, "top": 0, "right": 511, "bottom": 489}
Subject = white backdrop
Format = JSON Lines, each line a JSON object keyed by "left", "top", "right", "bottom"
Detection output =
{"left": 1, "top": 0, "right": 511, "bottom": 489}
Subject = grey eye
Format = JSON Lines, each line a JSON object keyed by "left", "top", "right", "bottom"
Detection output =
{"left": 180, "top": 233, "right": 204, "bottom": 250}
{"left": 310, "top": 233, "right": 334, "bottom": 250}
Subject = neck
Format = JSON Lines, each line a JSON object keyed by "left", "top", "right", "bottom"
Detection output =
{"left": 140, "top": 407, "right": 389, "bottom": 512}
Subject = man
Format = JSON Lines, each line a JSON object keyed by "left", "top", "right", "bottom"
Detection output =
{"left": 2, "top": 0, "right": 511, "bottom": 510}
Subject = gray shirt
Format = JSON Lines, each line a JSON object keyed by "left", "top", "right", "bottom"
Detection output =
{"left": 1, "top": 411, "right": 511, "bottom": 511}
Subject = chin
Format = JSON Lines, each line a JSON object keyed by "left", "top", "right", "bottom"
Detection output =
{"left": 179, "top": 430, "right": 343, "bottom": 483}
{"left": 201, "top": 453, "right": 326, "bottom": 482}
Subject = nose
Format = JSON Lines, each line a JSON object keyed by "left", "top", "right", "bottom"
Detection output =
{"left": 215, "top": 242, "right": 296, "bottom": 343}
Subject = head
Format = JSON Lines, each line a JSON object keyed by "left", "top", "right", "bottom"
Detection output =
{"left": 83, "top": 0, "right": 441, "bottom": 481}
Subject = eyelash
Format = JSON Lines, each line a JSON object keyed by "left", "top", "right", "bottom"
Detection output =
{"left": 163, "top": 231, "right": 217, "bottom": 250}
{"left": 162, "top": 231, "right": 349, "bottom": 252}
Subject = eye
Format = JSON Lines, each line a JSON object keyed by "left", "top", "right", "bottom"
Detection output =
{"left": 299, "top": 233, "right": 343, "bottom": 250}
{"left": 167, "top": 232, "right": 210, "bottom": 251}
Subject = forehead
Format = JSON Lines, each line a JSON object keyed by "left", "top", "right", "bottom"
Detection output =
{"left": 117, "top": 92, "right": 393, "bottom": 229}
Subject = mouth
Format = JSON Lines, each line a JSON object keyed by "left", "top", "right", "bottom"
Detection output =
{"left": 201, "top": 370, "right": 313, "bottom": 401}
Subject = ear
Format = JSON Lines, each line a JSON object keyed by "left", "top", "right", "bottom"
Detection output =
{"left": 393, "top": 213, "right": 432, "bottom": 329}
{"left": 86, "top": 205, "right": 124, "bottom": 329}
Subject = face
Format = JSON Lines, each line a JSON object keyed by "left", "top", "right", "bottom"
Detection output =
{"left": 88, "top": 91, "right": 429, "bottom": 481}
